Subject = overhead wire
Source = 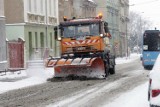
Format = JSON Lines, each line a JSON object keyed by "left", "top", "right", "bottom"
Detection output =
{"left": 131, "top": 0, "right": 159, "bottom": 6}
{"left": 130, "top": 0, "right": 160, "bottom": 29}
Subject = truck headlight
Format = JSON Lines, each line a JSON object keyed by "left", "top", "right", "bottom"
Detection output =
{"left": 58, "top": 37, "right": 62, "bottom": 41}
{"left": 100, "top": 34, "right": 104, "bottom": 37}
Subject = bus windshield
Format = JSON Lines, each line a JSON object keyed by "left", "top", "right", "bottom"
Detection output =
{"left": 143, "top": 32, "right": 160, "bottom": 51}
{"left": 62, "top": 23, "right": 100, "bottom": 38}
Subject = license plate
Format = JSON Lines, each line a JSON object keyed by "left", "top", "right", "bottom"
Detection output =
{"left": 77, "top": 47, "right": 86, "bottom": 51}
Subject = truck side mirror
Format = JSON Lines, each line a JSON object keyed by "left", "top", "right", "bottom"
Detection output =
{"left": 104, "top": 22, "right": 109, "bottom": 33}
{"left": 104, "top": 22, "right": 111, "bottom": 38}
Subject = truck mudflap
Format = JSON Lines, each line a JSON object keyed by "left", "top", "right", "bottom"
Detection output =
{"left": 45, "top": 57, "right": 105, "bottom": 78}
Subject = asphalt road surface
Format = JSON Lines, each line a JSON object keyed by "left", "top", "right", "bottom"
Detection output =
{"left": 0, "top": 59, "right": 149, "bottom": 107}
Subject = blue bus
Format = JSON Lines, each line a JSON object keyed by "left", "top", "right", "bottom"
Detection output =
{"left": 142, "top": 30, "right": 160, "bottom": 69}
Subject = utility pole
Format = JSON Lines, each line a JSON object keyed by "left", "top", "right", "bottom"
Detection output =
{"left": 125, "top": 2, "right": 129, "bottom": 58}
{"left": 126, "top": 19, "right": 128, "bottom": 57}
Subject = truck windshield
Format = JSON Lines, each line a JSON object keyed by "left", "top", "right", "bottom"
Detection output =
{"left": 62, "top": 23, "right": 100, "bottom": 38}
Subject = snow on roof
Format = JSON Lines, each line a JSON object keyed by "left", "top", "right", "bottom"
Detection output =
{"left": 88, "top": 0, "right": 94, "bottom": 2}
{"left": 88, "top": 0, "right": 96, "bottom": 4}
{"left": 0, "top": 61, "right": 7, "bottom": 64}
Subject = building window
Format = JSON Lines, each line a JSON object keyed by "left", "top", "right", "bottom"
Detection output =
{"left": 40, "top": 0, "right": 43, "bottom": 14}
{"left": 29, "top": 32, "right": 32, "bottom": 58}
{"left": 40, "top": 32, "right": 44, "bottom": 48}
{"left": 34, "top": 0, "right": 37, "bottom": 13}
{"left": 49, "top": 0, "right": 52, "bottom": 15}
{"left": 53, "top": 0, "right": 56, "bottom": 17}
{"left": 35, "top": 32, "right": 38, "bottom": 48}
{"left": 50, "top": 33, "right": 53, "bottom": 48}
{"left": 28, "top": 0, "right": 31, "bottom": 12}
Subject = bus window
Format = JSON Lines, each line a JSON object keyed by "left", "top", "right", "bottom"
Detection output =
{"left": 143, "top": 32, "right": 160, "bottom": 51}
{"left": 158, "top": 39, "right": 160, "bottom": 50}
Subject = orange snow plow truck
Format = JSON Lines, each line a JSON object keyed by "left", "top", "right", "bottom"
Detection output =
{"left": 45, "top": 14, "right": 116, "bottom": 78}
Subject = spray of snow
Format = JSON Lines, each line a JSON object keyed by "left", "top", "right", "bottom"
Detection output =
{"left": 26, "top": 60, "right": 54, "bottom": 80}
{"left": 0, "top": 60, "right": 54, "bottom": 94}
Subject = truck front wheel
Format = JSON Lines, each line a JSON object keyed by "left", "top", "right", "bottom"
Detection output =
{"left": 104, "top": 63, "right": 109, "bottom": 78}
{"left": 109, "top": 65, "right": 115, "bottom": 74}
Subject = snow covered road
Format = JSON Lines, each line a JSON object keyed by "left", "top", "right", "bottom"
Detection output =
{"left": 47, "top": 63, "right": 149, "bottom": 107}
{"left": 0, "top": 54, "right": 150, "bottom": 107}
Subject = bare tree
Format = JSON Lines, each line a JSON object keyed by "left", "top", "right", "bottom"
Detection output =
{"left": 128, "top": 11, "right": 152, "bottom": 53}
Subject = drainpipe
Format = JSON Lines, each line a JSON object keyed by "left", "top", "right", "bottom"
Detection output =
{"left": 56, "top": 0, "right": 60, "bottom": 57}
{"left": 45, "top": 0, "right": 48, "bottom": 48}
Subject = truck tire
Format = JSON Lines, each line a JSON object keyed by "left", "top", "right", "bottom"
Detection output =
{"left": 109, "top": 65, "right": 115, "bottom": 74}
{"left": 104, "top": 63, "right": 109, "bottom": 78}
{"left": 144, "top": 65, "right": 153, "bottom": 70}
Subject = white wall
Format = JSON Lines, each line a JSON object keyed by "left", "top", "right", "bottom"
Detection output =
{"left": 24, "top": 0, "right": 58, "bottom": 25}
{"left": 0, "top": 0, "right": 4, "bottom": 17}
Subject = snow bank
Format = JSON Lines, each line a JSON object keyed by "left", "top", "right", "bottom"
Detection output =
{"left": 0, "top": 61, "right": 7, "bottom": 64}
{"left": 0, "top": 60, "right": 54, "bottom": 94}
{"left": 26, "top": 60, "right": 54, "bottom": 79}
{"left": 0, "top": 71, "right": 27, "bottom": 79}
{"left": 116, "top": 53, "right": 140, "bottom": 64}
{"left": 104, "top": 83, "right": 149, "bottom": 107}
{"left": 0, "top": 76, "right": 46, "bottom": 94}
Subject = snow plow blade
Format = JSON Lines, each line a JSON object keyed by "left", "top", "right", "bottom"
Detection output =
{"left": 46, "top": 57, "right": 105, "bottom": 78}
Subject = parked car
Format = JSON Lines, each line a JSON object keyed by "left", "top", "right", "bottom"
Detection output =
{"left": 148, "top": 54, "right": 160, "bottom": 107}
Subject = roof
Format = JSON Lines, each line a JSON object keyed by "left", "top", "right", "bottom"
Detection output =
{"left": 144, "top": 30, "right": 159, "bottom": 33}
{"left": 60, "top": 18, "right": 101, "bottom": 26}
{"left": 88, "top": 0, "right": 94, "bottom": 2}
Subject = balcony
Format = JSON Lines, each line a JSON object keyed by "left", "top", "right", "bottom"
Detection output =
{"left": 27, "top": 13, "right": 45, "bottom": 24}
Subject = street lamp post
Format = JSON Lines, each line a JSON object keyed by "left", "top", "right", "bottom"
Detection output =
{"left": 126, "top": 19, "right": 128, "bottom": 58}
{"left": 125, "top": 5, "right": 129, "bottom": 58}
